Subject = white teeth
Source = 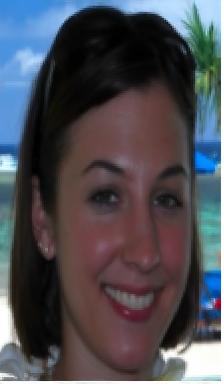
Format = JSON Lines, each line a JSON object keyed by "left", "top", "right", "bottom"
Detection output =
{"left": 104, "top": 285, "right": 154, "bottom": 310}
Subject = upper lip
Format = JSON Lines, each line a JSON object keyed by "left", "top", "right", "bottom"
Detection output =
{"left": 102, "top": 283, "right": 161, "bottom": 295}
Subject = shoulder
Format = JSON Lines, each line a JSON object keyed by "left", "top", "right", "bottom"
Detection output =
{"left": 0, "top": 343, "right": 44, "bottom": 380}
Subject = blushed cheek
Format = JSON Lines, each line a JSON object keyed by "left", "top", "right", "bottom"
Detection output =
{"left": 69, "top": 221, "right": 122, "bottom": 273}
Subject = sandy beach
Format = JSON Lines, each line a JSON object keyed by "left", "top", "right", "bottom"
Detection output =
{"left": 0, "top": 296, "right": 222, "bottom": 380}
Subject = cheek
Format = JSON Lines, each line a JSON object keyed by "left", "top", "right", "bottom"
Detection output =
{"left": 159, "top": 217, "right": 191, "bottom": 276}
{"left": 58, "top": 208, "right": 120, "bottom": 276}
{"left": 76, "top": 222, "right": 123, "bottom": 274}
{"left": 158, "top": 216, "right": 191, "bottom": 315}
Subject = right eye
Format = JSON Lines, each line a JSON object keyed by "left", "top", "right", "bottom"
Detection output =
{"left": 88, "top": 188, "right": 120, "bottom": 211}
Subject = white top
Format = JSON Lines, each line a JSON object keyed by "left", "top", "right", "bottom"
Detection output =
{"left": 0, "top": 342, "right": 186, "bottom": 380}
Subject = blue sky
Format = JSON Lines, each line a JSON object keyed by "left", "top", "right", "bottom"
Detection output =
{"left": 0, "top": 0, "right": 221, "bottom": 145}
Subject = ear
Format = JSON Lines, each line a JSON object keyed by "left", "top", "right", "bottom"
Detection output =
{"left": 31, "top": 176, "right": 56, "bottom": 260}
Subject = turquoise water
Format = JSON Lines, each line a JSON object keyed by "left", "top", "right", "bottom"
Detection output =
{"left": 0, "top": 174, "right": 221, "bottom": 295}
{"left": 196, "top": 174, "right": 220, "bottom": 270}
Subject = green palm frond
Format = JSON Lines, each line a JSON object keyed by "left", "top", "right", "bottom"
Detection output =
{"left": 182, "top": 3, "right": 220, "bottom": 136}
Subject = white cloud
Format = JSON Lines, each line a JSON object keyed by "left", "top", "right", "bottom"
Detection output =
{"left": 0, "top": 48, "right": 43, "bottom": 88}
{"left": 15, "top": 48, "right": 43, "bottom": 75}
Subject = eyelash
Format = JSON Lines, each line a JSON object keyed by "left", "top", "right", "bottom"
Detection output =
{"left": 88, "top": 188, "right": 120, "bottom": 211}
{"left": 88, "top": 188, "right": 183, "bottom": 211}
{"left": 153, "top": 193, "right": 183, "bottom": 209}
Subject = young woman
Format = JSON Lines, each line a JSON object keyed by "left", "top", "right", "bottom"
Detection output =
{"left": 0, "top": 6, "right": 200, "bottom": 380}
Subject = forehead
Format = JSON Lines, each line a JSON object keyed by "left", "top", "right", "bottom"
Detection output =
{"left": 62, "top": 84, "right": 189, "bottom": 175}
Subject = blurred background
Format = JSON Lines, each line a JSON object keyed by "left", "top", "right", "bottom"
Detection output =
{"left": 0, "top": 0, "right": 221, "bottom": 380}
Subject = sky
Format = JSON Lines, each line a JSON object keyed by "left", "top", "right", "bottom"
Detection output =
{"left": 0, "top": 0, "right": 221, "bottom": 145}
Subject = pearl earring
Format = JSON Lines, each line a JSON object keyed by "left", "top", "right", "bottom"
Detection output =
{"left": 38, "top": 242, "right": 49, "bottom": 255}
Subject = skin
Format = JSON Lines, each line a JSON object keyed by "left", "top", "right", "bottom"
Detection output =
{"left": 32, "top": 84, "right": 191, "bottom": 380}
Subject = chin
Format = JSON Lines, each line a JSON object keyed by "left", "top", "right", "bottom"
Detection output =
{"left": 103, "top": 336, "right": 157, "bottom": 374}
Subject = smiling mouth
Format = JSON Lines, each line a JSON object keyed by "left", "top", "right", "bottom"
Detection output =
{"left": 103, "top": 284, "right": 157, "bottom": 321}
{"left": 104, "top": 285, "right": 154, "bottom": 310}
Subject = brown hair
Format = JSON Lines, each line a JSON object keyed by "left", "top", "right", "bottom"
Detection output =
{"left": 10, "top": 6, "right": 201, "bottom": 360}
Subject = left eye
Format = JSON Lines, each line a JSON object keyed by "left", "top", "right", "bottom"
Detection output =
{"left": 153, "top": 193, "right": 183, "bottom": 209}
{"left": 88, "top": 188, "right": 119, "bottom": 208}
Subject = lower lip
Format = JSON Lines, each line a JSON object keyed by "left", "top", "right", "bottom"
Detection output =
{"left": 105, "top": 292, "right": 157, "bottom": 322}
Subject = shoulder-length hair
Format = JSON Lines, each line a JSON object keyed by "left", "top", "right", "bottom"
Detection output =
{"left": 10, "top": 6, "right": 201, "bottom": 360}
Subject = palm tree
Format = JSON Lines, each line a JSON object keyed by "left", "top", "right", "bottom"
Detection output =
{"left": 182, "top": 3, "right": 220, "bottom": 137}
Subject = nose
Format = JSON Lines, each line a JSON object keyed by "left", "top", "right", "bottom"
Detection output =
{"left": 121, "top": 210, "right": 161, "bottom": 273}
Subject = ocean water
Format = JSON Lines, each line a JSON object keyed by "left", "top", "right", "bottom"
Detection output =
{"left": 0, "top": 142, "right": 221, "bottom": 295}
{"left": 196, "top": 175, "right": 220, "bottom": 270}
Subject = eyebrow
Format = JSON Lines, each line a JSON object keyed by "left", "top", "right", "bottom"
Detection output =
{"left": 82, "top": 159, "right": 189, "bottom": 180}
{"left": 82, "top": 160, "right": 124, "bottom": 176}
{"left": 158, "top": 164, "right": 189, "bottom": 180}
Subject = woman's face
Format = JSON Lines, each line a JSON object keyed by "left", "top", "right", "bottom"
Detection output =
{"left": 52, "top": 84, "right": 191, "bottom": 378}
